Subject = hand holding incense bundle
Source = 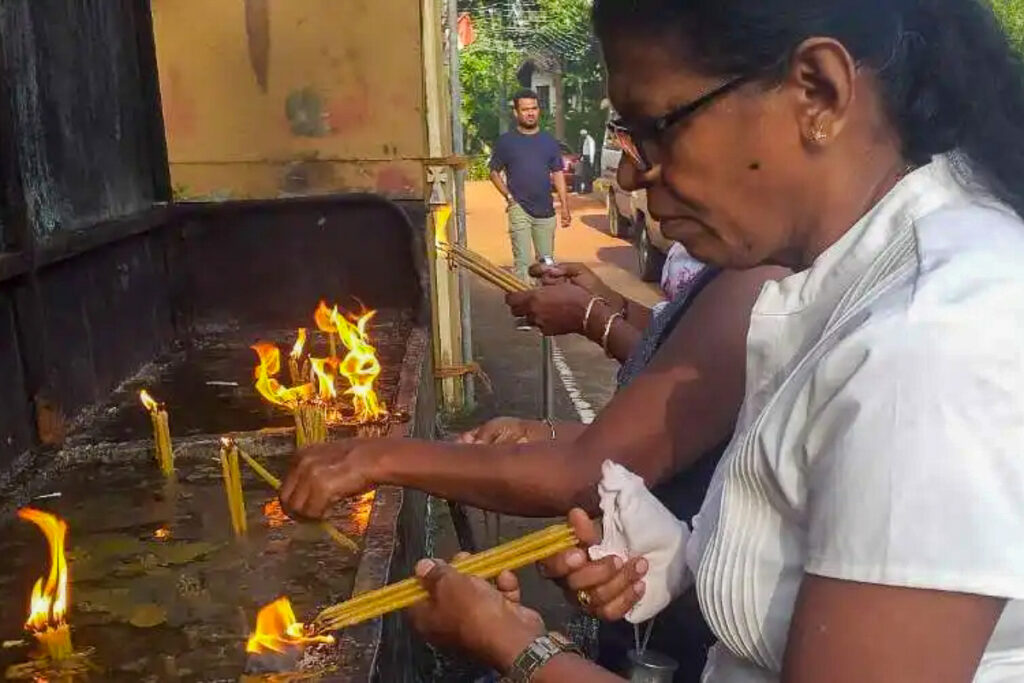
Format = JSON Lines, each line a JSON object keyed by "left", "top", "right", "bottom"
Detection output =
{"left": 437, "top": 242, "right": 530, "bottom": 293}
{"left": 312, "top": 523, "right": 577, "bottom": 633}
{"left": 139, "top": 390, "right": 174, "bottom": 476}
{"left": 218, "top": 440, "right": 247, "bottom": 535}
{"left": 231, "top": 442, "right": 359, "bottom": 554}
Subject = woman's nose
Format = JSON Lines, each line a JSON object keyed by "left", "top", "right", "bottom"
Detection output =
{"left": 618, "top": 155, "right": 660, "bottom": 192}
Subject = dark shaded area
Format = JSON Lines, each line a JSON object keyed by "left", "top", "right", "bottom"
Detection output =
{"left": 580, "top": 213, "right": 611, "bottom": 234}
{"left": 0, "top": 0, "right": 167, "bottom": 237}
{"left": 595, "top": 244, "right": 640, "bottom": 272}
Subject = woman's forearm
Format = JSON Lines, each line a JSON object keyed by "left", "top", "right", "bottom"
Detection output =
{"left": 623, "top": 296, "right": 653, "bottom": 330}
{"left": 552, "top": 421, "right": 587, "bottom": 441}
{"left": 372, "top": 438, "right": 603, "bottom": 516}
{"left": 582, "top": 299, "right": 643, "bottom": 362}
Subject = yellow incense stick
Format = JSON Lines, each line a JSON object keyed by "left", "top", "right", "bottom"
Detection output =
{"left": 440, "top": 245, "right": 530, "bottom": 293}
{"left": 313, "top": 524, "right": 576, "bottom": 632}
{"left": 233, "top": 445, "right": 359, "bottom": 554}
{"left": 320, "top": 524, "right": 570, "bottom": 619}
{"left": 219, "top": 442, "right": 246, "bottom": 535}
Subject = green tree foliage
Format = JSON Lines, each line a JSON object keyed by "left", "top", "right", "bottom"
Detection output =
{"left": 457, "top": 0, "right": 605, "bottom": 162}
{"left": 992, "top": 0, "right": 1024, "bottom": 51}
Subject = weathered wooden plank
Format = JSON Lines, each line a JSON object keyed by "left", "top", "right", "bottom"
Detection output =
{"left": 0, "top": 0, "right": 159, "bottom": 238}
{"left": 0, "top": 291, "right": 34, "bottom": 467}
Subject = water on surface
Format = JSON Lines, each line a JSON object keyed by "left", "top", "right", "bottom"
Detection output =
{"left": 0, "top": 455, "right": 371, "bottom": 682}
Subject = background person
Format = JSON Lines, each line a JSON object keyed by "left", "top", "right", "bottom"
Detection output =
{"left": 579, "top": 128, "right": 597, "bottom": 193}
{"left": 489, "top": 89, "right": 572, "bottom": 282}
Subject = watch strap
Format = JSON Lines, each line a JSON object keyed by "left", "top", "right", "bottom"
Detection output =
{"left": 500, "top": 632, "right": 583, "bottom": 683}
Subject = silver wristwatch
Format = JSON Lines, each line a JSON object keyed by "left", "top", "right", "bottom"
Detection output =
{"left": 500, "top": 632, "right": 583, "bottom": 683}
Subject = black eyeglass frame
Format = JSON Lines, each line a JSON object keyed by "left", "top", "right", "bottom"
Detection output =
{"left": 607, "top": 75, "right": 753, "bottom": 172}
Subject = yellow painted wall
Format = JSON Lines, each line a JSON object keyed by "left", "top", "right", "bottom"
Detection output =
{"left": 152, "top": 0, "right": 430, "bottom": 199}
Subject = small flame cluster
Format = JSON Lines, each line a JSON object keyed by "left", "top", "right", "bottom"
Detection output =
{"left": 252, "top": 301, "right": 387, "bottom": 424}
{"left": 246, "top": 597, "right": 333, "bottom": 656}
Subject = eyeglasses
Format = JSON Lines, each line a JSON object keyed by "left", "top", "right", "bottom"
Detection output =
{"left": 607, "top": 75, "right": 752, "bottom": 172}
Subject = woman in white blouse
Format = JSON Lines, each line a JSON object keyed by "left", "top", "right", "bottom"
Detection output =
{"left": 404, "top": 0, "right": 1024, "bottom": 681}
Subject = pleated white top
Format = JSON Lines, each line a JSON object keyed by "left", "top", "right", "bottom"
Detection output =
{"left": 687, "top": 156, "right": 1024, "bottom": 682}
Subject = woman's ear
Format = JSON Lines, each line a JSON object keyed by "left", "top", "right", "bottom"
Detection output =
{"left": 785, "top": 38, "right": 858, "bottom": 148}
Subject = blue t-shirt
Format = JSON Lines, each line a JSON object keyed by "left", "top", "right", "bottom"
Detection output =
{"left": 489, "top": 130, "right": 562, "bottom": 218}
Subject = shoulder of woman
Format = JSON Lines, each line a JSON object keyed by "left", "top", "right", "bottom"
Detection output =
{"left": 802, "top": 259, "right": 1024, "bottom": 448}
{"left": 697, "top": 265, "right": 790, "bottom": 303}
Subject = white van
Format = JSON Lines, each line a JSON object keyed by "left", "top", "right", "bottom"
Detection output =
{"left": 599, "top": 114, "right": 673, "bottom": 282}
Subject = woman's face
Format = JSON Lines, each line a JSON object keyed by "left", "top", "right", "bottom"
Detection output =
{"left": 606, "top": 37, "right": 821, "bottom": 269}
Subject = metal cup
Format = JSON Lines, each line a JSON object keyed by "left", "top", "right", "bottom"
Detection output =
{"left": 627, "top": 649, "right": 679, "bottom": 683}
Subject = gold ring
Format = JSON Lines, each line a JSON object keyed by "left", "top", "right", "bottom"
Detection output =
{"left": 577, "top": 590, "right": 591, "bottom": 608}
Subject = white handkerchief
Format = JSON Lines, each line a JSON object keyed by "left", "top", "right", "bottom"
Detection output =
{"left": 588, "top": 460, "right": 692, "bottom": 623}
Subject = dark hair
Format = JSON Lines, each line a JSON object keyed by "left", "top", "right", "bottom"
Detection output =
{"left": 593, "top": 0, "right": 1024, "bottom": 218}
{"left": 512, "top": 89, "right": 540, "bottom": 108}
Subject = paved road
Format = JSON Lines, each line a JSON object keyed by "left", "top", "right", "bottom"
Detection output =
{"left": 428, "top": 182, "right": 666, "bottom": 675}
{"left": 466, "top": 180, "right": 660, "bottom": 308}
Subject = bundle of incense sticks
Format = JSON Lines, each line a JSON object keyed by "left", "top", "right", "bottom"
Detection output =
{"left": 294, "top": 402, "right": 327, "bottom": 448}
{"left": 312, "top": 523, "right": 577, "bottom": 633}
{"left": 231, "top": 442, "right": 360, "bottom": 554}
{"left": 219, "top": 439, "right": 247, "bottom": 535}
{"left": 437, "top": 242, "right": 530, "bottom": 293}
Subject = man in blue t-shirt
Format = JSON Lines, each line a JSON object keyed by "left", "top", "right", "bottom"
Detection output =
{"left": 489, "top": 89, "right": 572, "bottom": 281}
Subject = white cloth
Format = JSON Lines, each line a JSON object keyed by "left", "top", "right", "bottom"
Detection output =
{"left": 589, "top": 460, "right": 691, "bottom": 624}
{"left": 582, "top": 134, "right": 596, "bottom": 165}
{"left": 660, "top": 242, "right": 705, "bottom": 301}
{"left": 688, "top": 155, "right": 1024, "bottom": 682}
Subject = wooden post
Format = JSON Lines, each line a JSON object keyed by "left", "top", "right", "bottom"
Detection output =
{"left": 422, "top": 0, "right": 465, "bottom": 411}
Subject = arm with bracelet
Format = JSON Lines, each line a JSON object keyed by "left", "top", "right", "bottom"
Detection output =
{"left": 581, "top": 296, "right": 635, "bottom": 362}
{"left": 529, "top": 261, "right": 655, "bottom": 333}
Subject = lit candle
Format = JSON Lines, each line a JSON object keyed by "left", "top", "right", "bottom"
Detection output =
{"left": 17, "top": 508, "right": 73, "bottom": 662}
{"left": 288, "top": 328, "right": 307, "bottom": 386}
{"left": 219, "top": 438, "right": 247, "bottom": 536}
{"left": 139, "top": 390, "right": 174, "bottom": 476}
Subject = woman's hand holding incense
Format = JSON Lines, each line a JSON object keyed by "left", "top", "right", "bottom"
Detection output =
{"left": 280, "top": 439, "right": 381, "bottom": 519}
{"left": 408, "top": 557, "right": 545, "bottom": 671}
{"left": 506, "top": 282, "right": 595, "bottom": 336}
{"left": 540, "top": 509, "right": 649, "bottom": 622}
{"left": 529, "top": 262, "right": 618, "bottom": 303}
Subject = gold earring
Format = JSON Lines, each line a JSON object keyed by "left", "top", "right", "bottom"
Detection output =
{"left": 811, "top": 125, "right": 828, "bottom": 143}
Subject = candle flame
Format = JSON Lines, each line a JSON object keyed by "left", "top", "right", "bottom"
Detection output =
{"left": 246, "top": 597, "right": 333, "bottom": 655}
{"left": 309, "top": 357, "right": 336, "bottom": 400}
{"left": 251, "top": 302, "right": 387, "bottom": 424}
{"left": 139, "top": 389, "right": 159, "bottom": 413}
{"left": 17, "top": 508, "right": 69, "bottom": 633}
{"left": 434, "top": 204, "right": 453, "bottom": 246}
{"left": 290, "top": 328, "right": 307, "bottom": 360}
{"left": 331, "top": 309, "right": 386, "bottom": 422}
{"left": 251, "top": 343, "right": 313, "bottom": 409}
{"left": 313, "top": 301, "right": 335, "bottom": 334}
